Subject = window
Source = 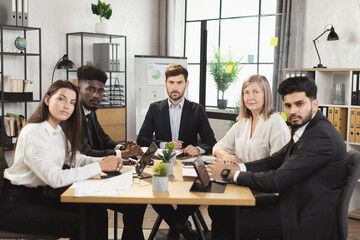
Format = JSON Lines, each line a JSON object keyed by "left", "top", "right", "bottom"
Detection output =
{"left": 184, "top": 0, "right": 278, "bottom": 118}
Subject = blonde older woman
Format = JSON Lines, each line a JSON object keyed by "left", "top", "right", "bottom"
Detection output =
{"left": 213, "top": 74, "right": 290, "bottom": 163}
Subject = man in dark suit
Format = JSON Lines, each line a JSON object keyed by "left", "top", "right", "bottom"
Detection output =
{"left": 77, "top": 65, "right": 146, "bottom": 240}
{"left": 208, "top": 76, "right": 347, "bottom": 240}
{"left": 137, "top": 64, "right": 217, "bottom": 239}
{"left": 78, "top": 65, "right": 142, "bottom": 158}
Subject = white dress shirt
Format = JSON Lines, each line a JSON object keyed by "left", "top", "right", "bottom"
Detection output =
{"left": 160, "top": 98, "right": 205, "bottom": 154}
{"left": 4, "top": 121, "right": 103, "bottom": 188}
{"left": 213, "top": 113, "right": 290, "bottom": 163}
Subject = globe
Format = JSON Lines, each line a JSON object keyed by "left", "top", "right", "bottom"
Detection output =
{"left": 14, "top": 37, "right": 27, "bottom": 52}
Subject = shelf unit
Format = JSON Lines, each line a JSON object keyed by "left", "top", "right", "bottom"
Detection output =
{"left": 65, "top": 32, "right": 127, "bottom": 141}
{"left": 0, "top": 24, "right": 42, "bottom": 151}
{"left": 284, "top": 68, "right": 360, "bottom": 152}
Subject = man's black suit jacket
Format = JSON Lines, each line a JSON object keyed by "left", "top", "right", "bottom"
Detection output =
{"left": 80, "top": 108, "right": 118, "bottom": 157}
{"left": 137, "top": 99, "right": 216, "bottom": 154}
{"left": 236, "top": 110, "right": 347, "bottom": 240}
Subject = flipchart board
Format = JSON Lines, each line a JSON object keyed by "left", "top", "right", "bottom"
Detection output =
{"left": 134, "top": 55, "right": 187, "bottom": 134}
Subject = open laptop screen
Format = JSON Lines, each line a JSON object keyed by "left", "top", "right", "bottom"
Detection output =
{"left": 135, "top": 141, "right": 158, "bottom": 176}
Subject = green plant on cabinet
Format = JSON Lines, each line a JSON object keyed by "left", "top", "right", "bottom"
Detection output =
{"left": 91, "top": 0, "right": 112, "bottom": 22}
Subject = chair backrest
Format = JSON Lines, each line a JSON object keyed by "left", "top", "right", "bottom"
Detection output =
{"left": 0, "top": 150, "right": 8, "bottom": 196}
{"left": 339, "top": 150, "right": 360, "bottom": 240}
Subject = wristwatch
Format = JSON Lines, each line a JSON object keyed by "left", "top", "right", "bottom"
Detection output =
{"left": 221, "top": 168, "right": 231, "bottom": 181}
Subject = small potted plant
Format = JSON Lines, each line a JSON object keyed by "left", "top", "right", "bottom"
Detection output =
{"left": 152, "top": 162, "right": 168, "bottom": 192}
{"left": 157, "top": 142, "right": 176, "bottom": 175}
{"left": 208, "top": 47, "right": 243, "bottom": 109}
{"left": 91, "top": 0, "right": 112, "bottom": 34}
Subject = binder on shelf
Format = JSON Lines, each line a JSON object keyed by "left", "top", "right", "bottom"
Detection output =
{"left": 319, "top": 106, "right": 328, "bottom": 118}
{"left": 351, "top": 72, "right": 358, "bottom": 105}
{"left": 355, "top": 109, "right": 360, "bottom": 143}
{"left": 327, "top": 106, "right": 334, "bottom": 124}
{"left": 93, "top": 43, "right": 120, "bottom": 72}
{"left": 349, "top": 108, "right": 356, "bottom": 143}
{"left": 22, "top": 0, "right": 28, "bottom": 26}
{"left": 336, "top": 107, "right": 347, "bottom": 141}
{"left": 357, "top": 72, "right": 360, "bottom": 106}
{"left": 333, "top": 107, "right": 339, "bottom": 132}
{"left": 16, "top": 0, "right": 22, "bottom": 26}
{"left": 0, "top": 0, "right": 17, "bottom": 25}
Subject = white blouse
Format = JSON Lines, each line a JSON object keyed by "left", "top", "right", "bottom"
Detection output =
{"left": 4, "top": 121, "right": 102, "bottom": 188}
{"left": 213, "top": 113, "right": 290, "bottom": 163}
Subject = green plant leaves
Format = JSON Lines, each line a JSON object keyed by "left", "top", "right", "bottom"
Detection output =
{"left": 154, "top": 162, "right": 167, "bottom": 176}
{"left": 208, "top": 47, "right": 243, "bottom": 100}
{"left": 91, "top": 0, "right": 112, "bottom": 22}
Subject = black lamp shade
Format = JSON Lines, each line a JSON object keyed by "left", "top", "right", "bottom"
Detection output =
{"left": 51, "top": 54, "right": 76, "bottom": 83}
{"left": 327, "top": 27, "right": 339, "bottom": 41}
{"left": 57, "top": 55, "right": 75, "bottom": 69}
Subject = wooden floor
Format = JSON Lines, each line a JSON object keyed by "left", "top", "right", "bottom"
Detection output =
{"left": 107, "top": 205, "right": 360, "bottom": 240}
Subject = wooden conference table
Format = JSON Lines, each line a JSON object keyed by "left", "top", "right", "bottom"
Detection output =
{"left": 61, "top": 159, "right": 255, "bottom": 239}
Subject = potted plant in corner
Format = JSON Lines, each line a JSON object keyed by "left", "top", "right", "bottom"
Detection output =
{"left": 157, "top": 142, "right": 176, "bottom": 176}
{"left": 91, "top": 0, "right": 112, "bottom": 34}
{"left": 208, "top": 47, "right": 243, "bottom": 109}
{"left": 152, "top": 162, "right": 168, "bottom": 192}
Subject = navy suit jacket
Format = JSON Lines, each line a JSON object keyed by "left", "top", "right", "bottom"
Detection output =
{"left": 137, "top": 99, "right": 216, "bottom": 154}
{"left": 237, "top": 110, "right": 347, "bottom": 240}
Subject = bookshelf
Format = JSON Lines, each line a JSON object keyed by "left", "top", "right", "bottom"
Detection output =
{"left": 65, "top": 32, "right": 127, "bottom": 141}
{"left": 0, "top": 25, "right": 42, "bottom": 151}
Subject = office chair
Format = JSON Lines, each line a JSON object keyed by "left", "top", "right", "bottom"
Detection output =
{"left": 148, "top": 208, "right": 209, "bottom": 240}
{"left": 0, "top": 150, "right": 57, "bottom": 240}
{"left": 339, "top": 151, "right": 360, "bottom": 240}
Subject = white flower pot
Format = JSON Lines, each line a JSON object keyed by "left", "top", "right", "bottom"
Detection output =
{"left": 95, "top": 22, "right": 108, "bottom": 34}
{"left": 164, "top": 161, "right": 174, "bottom": 176}
{"left": 152, "top": 176, "right": 168, "bottom": 192}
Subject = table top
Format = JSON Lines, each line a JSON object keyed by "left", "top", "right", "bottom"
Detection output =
{"left": 61, "top": 160, "right": 255, "bottom": 206}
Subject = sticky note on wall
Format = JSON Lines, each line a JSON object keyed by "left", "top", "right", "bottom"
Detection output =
{"left": 270, "top": 37, "right": 278, "bottom": 46}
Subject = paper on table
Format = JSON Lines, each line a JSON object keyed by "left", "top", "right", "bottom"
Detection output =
{"left": 182, "top": 167, "right": 197, "bottom": 177}
{"left": 71, "top": 169, "right": 133, "bottom": 197}
{"left": 181, "top": 155, "right": 216, "bottom": 163}
{"left": 75, "top": 188, "right": 122, "bottom": 197}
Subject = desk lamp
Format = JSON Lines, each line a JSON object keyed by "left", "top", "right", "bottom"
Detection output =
{"left": 313, "top": 25, "right": 339, "bottom": 68}
{"left": 51, "top": 54, "right": 76, "bottom": 83}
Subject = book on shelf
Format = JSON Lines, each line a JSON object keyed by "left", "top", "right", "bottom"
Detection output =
{"left": 24, "top": 79, "right": 34, "bottom": 92}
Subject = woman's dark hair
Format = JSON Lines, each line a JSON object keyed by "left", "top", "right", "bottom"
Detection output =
{"left": 165, "top": 64, "right": 188, "bottom": 81}
{"left": 277, "top": 76, "right": 317, "bottom": 100}
{"left": 26, "top": 80, "right": 81, "bottom": 163}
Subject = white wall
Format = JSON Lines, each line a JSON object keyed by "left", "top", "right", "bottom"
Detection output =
{"left": 299, "top": 0, "right": 360, "bottom": 68}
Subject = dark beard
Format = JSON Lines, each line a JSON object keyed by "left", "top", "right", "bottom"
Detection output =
{"left": 289, "top": 108, "right": 312, "bottom": 128}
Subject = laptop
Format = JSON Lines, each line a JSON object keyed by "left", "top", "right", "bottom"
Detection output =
{"left": 190, "top": 156, "right": 226, "bottom": 193}
{"left": 134, "top": 141, "right": 158, "bottom": 179}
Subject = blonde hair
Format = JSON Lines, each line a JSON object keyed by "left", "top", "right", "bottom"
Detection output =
{"left": 237, "top": 74, "right": 274, "bottom": 121}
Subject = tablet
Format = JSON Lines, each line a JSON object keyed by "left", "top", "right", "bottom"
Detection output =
{"left": 193, "top": 156, "right": 211, "bottom": 189}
